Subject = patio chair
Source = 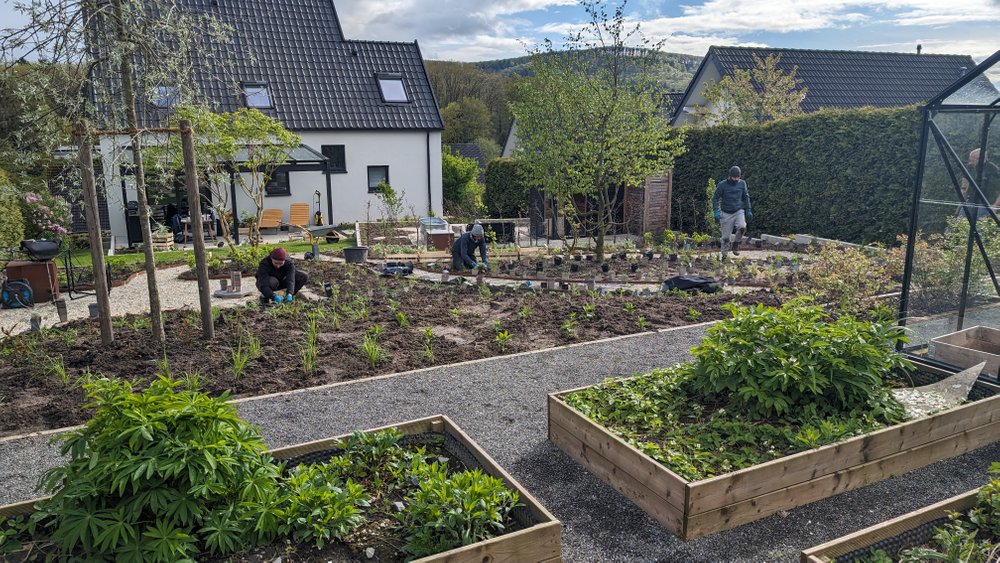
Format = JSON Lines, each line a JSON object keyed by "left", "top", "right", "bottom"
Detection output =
{"left": 259, "top": 208, "right": 283, "bottom": 233}
{"left": 289, "top": 203, "right": 310, "bottom": 233}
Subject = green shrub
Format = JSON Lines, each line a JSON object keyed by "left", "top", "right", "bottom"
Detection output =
{"left": 671, "top": 106, "right": 922, "bottom": 244}
{"left": 30, "top": 376, "right": 284, "bottom": 561}
{"left": 681, "top": 301, "right": 911, "bottom": 420}
{"left": 400, "top": 467, "right": 520, "bottom": 558}
{"left": 484, "top": 157, "right": 530, "bottom": 217}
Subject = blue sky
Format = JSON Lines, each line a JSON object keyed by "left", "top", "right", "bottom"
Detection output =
{"left": 1, "top": 0, "right": 998, "bottom": 63}
{"left": 330, "top": 0, "right": 1000, "bottom": 63}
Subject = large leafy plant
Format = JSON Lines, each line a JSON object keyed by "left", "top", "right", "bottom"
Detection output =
{"left": 28, "top": 376, "right": 285, "bottom": 561}
{"left": 682, "top": 301, "right": 911, "bottom": 420}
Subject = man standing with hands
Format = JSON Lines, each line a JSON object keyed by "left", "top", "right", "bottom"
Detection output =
{"left": 712, "top": 165, "right": 752, "bottom": 259}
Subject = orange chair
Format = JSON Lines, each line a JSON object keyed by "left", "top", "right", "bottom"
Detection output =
{"left": 259, "top": 208, "right": 283, "bottom": 232}
{"left": 289, "top": 203, "right": 310, "bottom": 230}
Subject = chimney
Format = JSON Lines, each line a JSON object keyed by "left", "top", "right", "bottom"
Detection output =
{"left": 916, "top": 44, "right": 922, "bottom": 54}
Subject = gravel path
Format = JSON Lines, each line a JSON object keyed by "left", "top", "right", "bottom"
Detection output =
{"left": 0, "top": 265, "right": 258, "bottom": 335}
{"left": 2, "top": 325, "right": 998, "bottom": 562}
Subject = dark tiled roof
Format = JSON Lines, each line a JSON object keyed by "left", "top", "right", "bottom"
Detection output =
{"left": 138, "top": 0, "right": 442, "bottom": 131}
{"left": 709, "top": 46, "right": 977, "bottom": 112}
{"left": 663, "top": 92, "right": 685, "bottom": 119}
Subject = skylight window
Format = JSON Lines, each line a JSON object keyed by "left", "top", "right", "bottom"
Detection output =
{"left": 152, "top": 85, "right": 179, "bottom": 108}
{"left": 377, "top": 74, "right": 409, "bottom": 103}
{"left": 243, "top": 82, "right": 273, "bottom": 108}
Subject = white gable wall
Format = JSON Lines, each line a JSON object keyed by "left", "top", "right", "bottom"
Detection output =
{"left": 672, "top": 63, "right": 722, "bottom": 126}
{"left": 293, "top": 130, "right": 442, "bottom": 226}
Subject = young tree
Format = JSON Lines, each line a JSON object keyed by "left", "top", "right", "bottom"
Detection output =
{"left": 695, "top": 54, "right": 808, "bottom": 126}
{"left": 442, "top": 148, "right": 484, "bottom": 218}
{"left": 510, "top": 0, "right": 685, "bottom": 261}
{"left": 2, "top": 0, "right": 233, "bottom": 348}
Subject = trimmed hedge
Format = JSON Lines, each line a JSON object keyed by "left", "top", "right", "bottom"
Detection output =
{"left": 670, "top": 106, "right": 923, "bottom": 245}
{"left": 484, "top": 157, "right": 530, "bottom": 218}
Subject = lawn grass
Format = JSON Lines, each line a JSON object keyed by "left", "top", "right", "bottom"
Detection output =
{"left": 67, "top": 239, "right": 352, "bottom": 267}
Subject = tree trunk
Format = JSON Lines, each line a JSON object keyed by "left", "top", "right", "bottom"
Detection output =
{"left": 180, "top": 119, "right": 214, "bottom": 339}
{"left": 114, "top": 0, "right": 165, "bottom": 347}
{"left": 76, "top": 121, "right": 114, "bottom": 345}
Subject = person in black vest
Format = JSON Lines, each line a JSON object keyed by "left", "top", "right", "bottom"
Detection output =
{"left": 451, "top": 224, "right": 489, "bottom": 272}
{"left": 255, "top": 247, "right": 308, "bottom": 305}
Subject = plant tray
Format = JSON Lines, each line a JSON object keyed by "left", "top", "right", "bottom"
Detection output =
{"left": 547, "top": 361, "right": 1000, "bottom": 540}
{"left": 0, "top": 415, "right": 562, "bottom": 563}
{"left": 800, "top": 488, "right": 978, "bottom": 562}
{"left": 930, "top": 325, "right": 1000, "bottom": 379}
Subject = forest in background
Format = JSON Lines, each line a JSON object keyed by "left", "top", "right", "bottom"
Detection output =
{"left": 425, "top": 50, "right": 701, "bottom": 148}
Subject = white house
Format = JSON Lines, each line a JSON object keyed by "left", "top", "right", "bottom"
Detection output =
{"left": 95, "top": 0, "right": 444, "bottom": 247}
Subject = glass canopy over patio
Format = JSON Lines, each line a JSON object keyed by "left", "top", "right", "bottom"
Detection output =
{"left": 899, "top": 50, "right": 1000, "bottom": 373}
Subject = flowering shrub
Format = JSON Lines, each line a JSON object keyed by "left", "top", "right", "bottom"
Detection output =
{"left": 20, "top": 190, "right": 70, "bottom": 240}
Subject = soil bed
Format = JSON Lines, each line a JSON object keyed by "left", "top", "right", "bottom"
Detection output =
{"left": 0, "top": 261, "right": 783, "bottom": 438}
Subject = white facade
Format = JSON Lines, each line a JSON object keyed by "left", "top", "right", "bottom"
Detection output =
{"left": 671, "top": 64, "right": 722, "bottom": 127}
{"left": 99, "top": 130, "right": 443, "bottom": 246}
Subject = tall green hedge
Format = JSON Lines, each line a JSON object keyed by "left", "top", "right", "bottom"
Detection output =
{"left": 670, "top": 106, "right": 923, "bottom": 245}
{"left": 484, "top": 157, "right": 530, "bottom": 217}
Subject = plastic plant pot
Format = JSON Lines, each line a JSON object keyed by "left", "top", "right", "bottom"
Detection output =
{"left": 343, "top": 246, "right": 369, "bottom": 264}
{"left": 601, "top": 262, "right": 610, "bottom": 273}
{"left": 630, "top": 262, "right": 639, "bottom": 273}
{"left": 570, "top": 263, "right": 580, "bottom": 273}
{"left": 574, "top": 254, "right": 582, "bottom": 261}
{"left": 554, "top": 255, "right": 563, "bottom": 266}
{"left": 645, "top": 250, "right": 654, "bottom": 261}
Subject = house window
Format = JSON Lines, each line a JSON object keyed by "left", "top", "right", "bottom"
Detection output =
{"left": 243, "top": 82, "right": 273, "bottom": 108}
{"left": 152, "top": 85, "right": 179, "bottom": 108}
{"left": 265, "top": 171, "right": 290, "bottom": 197}
{"left": 367, "top": 166, "right": 389, "bottom": 193}
{"left": 322, "top": 144, "right": 346, "bottom": 173}
{"left": 376, "top": 73, "right": 408, "bottom": 103}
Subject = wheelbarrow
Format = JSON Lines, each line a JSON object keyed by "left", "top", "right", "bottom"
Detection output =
{"left": 283, "top": 224, "right": 345, "bottom": 261}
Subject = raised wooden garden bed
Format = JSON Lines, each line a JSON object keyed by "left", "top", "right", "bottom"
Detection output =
{"left": 0, "top": 415, "right": 562, "bottom": 563}
{"left": 548, "top": 363, "right": 1000, "bottom": 540}
{"left": 931, "top": 325, "right": 1000, "bottom": 379}
{"left": 800, "top": 488, "right": 978, "bottom": 562}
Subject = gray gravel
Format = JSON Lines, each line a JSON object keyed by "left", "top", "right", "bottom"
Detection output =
{"left": 1, "top": 325, "right": 998, "bottom": 562}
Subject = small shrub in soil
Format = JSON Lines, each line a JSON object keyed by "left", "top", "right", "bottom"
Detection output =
{"left": 564, "top": 300, "right": 913, "bottom": 480}
{"left": 0, "top": 377, "right": 521, "bottom": 562}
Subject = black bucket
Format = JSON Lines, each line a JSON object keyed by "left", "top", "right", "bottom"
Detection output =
{"left": 343, "top": 246, "right": 368, "bottom": 264}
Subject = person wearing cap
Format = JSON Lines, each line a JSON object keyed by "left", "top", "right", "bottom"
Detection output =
{"left": 712, "top": 165, "right": 752, "bottom": 259}
{"left": 255, "top": 247, "right": 308, "bottom": 305}
{"left": 451, "top": 224, "right": 489, "bottom": 272}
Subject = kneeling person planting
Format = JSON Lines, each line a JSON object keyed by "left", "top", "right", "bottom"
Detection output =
{"left": 256, "top": 247, "right": 308, "bottom": 305}
{"left": 451, "top": 223, "right": 490, "bottom": 272}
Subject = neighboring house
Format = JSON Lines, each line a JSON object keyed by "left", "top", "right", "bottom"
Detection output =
{"left": 94, "top": 0, "right": 444, "bottom": 247}
{"left": 671, "top": 46, "right": 978, "bottom": 125}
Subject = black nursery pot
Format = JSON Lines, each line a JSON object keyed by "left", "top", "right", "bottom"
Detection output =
{"left": 574, "top": 254, "right": 582, "bottom": 261}
{"left": 630, "top": 263, "right": 639, "bottom": 272}
{"left": 668, "top": 253, "right": 678, "bottom": 262}
{"left": 554, "top": 255, "right": 563, "bottom": 266}
{"left": 570, "top": 263, "right": 580, "bottom": 273}
{"left": 586, "top": 255, "right": 593, "bottom": 261}
{"left": 645, "top": 250, "right": 654, "bottom": 260}
{"left": 535, "top": 262, "right": 544, "bottom": 271}
{"left": 601, "top": 262, "right": 610, "bottom": 273}
{"left": 755, "top": 239, "right": 763, "bottom": 248}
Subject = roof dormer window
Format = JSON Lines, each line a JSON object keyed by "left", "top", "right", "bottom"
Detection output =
{"left": 377, "top": 73, "right": 409, "bottom": 103}
{"left": 242, "top": 81, "right": 273, "bottom": 108}
{"left": 152, "top": 85, "right": 179, "bottom": 108}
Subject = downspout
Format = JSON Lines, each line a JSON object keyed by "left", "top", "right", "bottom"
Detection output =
{"left": 426, "top": 130, "right": 433, "bottom": 215}
{"left": 326, "top": 168, "right": 334, "bottom": 226}
{"left": 230, "top": 168, "right": 239, "bottom": 245}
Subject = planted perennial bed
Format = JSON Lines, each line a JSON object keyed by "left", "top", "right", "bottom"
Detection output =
{"left": 799, "top": 488, "right": 979, "bottom": 562}
{"left": 549, "top": 364, "right": 1000, "bottom": 540}
{"left": 546, "top": 300, "right": 1000, "bottom": 540}
{"left": 0, "top": 377, "right": 560, "bottom": 562}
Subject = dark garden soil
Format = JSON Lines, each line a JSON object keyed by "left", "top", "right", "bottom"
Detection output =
{"left": 0, "top": 261, "right": 785, "bottom": 438}
{"left": 420, "top": 245, "right": 809, "bottom": 286}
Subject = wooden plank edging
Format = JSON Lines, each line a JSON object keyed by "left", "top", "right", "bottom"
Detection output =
{"left": 800, "top": 489, "right": 979, "bottom": 563}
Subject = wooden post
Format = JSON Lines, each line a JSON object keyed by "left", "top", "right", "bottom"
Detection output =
{"left": 75, "top": 122, "right": 114, "bottom": 345}
{"left": 180, "top": 119, "right": 214, "bottom": 339}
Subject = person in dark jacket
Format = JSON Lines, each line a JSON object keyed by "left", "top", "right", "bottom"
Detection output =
{"left": 712, "top": 165, "right": 752, "bottom": 258}
{"left": 256, "top": 247, "right": 308, "bottom": 305}
{"left": 959, "top": 148, "right": 1000, "bottom": 219}
{"left": 451, "top": 224, "right": 489, "bottom": 272}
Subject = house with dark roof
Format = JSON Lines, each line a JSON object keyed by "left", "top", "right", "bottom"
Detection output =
{"left": 671, "top": 46, "right": 977, "bottom": 126}
{"left": 95, "top": 0, "right": 443, "bottom": 244}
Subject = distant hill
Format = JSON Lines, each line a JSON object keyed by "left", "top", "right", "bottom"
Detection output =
{"left": 471, "top": 49, "right": 702, "bottom": 92}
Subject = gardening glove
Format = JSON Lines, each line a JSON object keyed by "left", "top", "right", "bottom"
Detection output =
{"left": 285, "top": 294, "right": 293, "bottom": 303}
{"left": 746, "top": 210, "right": 753, "bottom": 219}
{"left": 469, "top": 261, "right": 479, "bottom": 270}
{"left": 713, "top": 210, "right": 721, "bottom": 220}
{"left": 272, "top": 295, "right": 282, "bottom": 304}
